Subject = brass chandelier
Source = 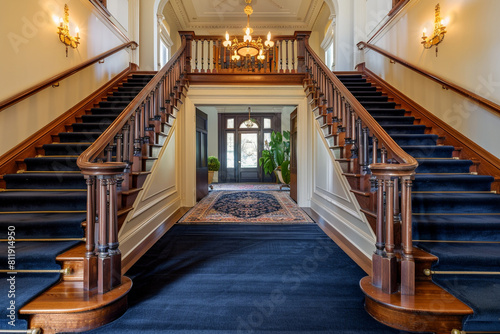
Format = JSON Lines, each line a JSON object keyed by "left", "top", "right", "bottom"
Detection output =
{"left": 222, "top": 0, "right": 274, "bottom": 61}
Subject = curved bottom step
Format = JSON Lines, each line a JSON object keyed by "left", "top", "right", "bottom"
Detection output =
{"left": 360, "top": 276, "right": 472, "bottom": 334}
{"left": 20, "top": 277, "right": 132, "bottom": 334}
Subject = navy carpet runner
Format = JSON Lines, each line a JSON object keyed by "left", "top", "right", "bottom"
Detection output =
{"left": 0, "top": 74, "right": 154, "bottom": 329}
{"left": 80, "top": 224, "right": 407, "bottom": 334}
{"left": 337, "top": 74, "right": 500, "bottom": 332}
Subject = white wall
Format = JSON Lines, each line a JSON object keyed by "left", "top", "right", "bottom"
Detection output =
{"left": 364, "top": 0, "right": 500, "bottom": 158}
{"left": 310, "top": 121, "right": 375, "bottom": 262}
{"left": 0, "top": 0, "right": 134, "bottom": 156}
{"left": 119, "top": 122, "right": 180, "bottom": 262}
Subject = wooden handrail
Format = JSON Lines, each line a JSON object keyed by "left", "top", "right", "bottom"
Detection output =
{"left": 305, "top": 38, "right": 417, "bottom": 296}
{"left": 0, "top": 41, "right": 138, "bottom": 112}
{"left": 77, "top": 36, "right": 188, "bottom": 294}
{"left": 306, "top": 44, "right": 417, "bottom": 169}
{"left": 357, "top": 42, "right": 500, "bottom": 117}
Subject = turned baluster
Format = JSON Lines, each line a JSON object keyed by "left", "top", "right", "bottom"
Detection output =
{"left": 194, "top": 40, "right": 199, "bottom": 72}
{"left": 105, "top": 144, "right": 113, "bottom": 162}
{"left": 280, "top": 40, "right": 283, "bottom": 72}
{"left": 372, "top": 137, "right": 378, "bottom": 164}
{"left": 201, "top": 39, "right": 205, "bottom": 72}
{"left": 361, "top": 127, "right": 369, "bottom": 172}
{"left": 291, "top": 39, "right": 296, "bottom": 72}
{"left": 84, "top": 176, "right": 97, "bottom": 291}
{"left": 97, "top": 177, "right": 111, "bottom": 294}
{"left": 382, "top": 178, "right": 398, "bottom": 294}
{"left": 122, "top": 123, "right": 130, "bottom": 164}
{"left": 115, "top": 134, "right": 123, "bottom": 163}
{"left": 285, "top": 40, "right": 289, "bottom": 72}
{"left": 400, "top": 176, "right": 415, "bottom": 295}
{"left": 372, "top": 178, "right": 385, "bottom": 288}
{"left": 108, "top": 177, "right": 121, "bottom": 288}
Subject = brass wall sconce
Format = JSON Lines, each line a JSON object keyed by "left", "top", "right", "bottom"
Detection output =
{"left": 56, "top": 4, "right": 80, "bottom": 57}
{"left": 421, "top": 3, "right": 447, "bottom": 56}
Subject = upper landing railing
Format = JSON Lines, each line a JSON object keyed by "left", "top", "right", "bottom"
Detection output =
{"left": 183, "top": 31, "right": 310, "bottom": 74}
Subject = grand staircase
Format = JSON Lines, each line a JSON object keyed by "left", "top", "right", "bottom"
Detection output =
{"left": 0, "top": 72, "right": 156, "bottom": 331}
{"left": 333, "top": 73, "right": 500, "bottom": 332}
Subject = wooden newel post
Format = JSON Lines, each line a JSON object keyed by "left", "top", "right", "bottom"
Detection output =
{"left": 81, "top": 162, "right": 126, "bottom": 294}
{"left": 294, "top": 31, "right": 311, "bottom": 73}
{"left": 179, "top": 31, "right": 195, "bottom": 74}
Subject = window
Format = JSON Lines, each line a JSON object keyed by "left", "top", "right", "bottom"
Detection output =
{"left": 227, "top": 118, "right": 234, "bottom": 129}
{"left": 227, "top": 133, "right": 235, "bottom": 168}
{"left": 264, "top": 118, "right": 272, "bottom": 129}
{"left": 239, "top": 120, "right": 259, "bottom": 129}
{"left": 160, "top": 42, "right": 168, "bottom": 68}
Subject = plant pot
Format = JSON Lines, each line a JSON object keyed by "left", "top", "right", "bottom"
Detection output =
{"left": 208, "top": 170, "right": 214, "bottom": 185}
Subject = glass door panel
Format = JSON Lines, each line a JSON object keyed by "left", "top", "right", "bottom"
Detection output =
{"left": 240, "top": 133, "right": 258, "bottom": 168}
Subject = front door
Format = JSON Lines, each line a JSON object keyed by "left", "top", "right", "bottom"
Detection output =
{"left": 219, "top": 113, "right": 281, "bottom": 183}
{"left": 238, "top": 131, "right": 260, "bottom": 182}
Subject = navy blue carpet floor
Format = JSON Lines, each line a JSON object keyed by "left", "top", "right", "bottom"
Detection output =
{"left": 80, "top": 224, "right": 409, "bottom": 334}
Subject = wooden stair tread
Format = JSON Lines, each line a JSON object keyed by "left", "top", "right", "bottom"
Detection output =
{"left": 412, "top": 247, "right": 438, "bottom": 262}
{"left": 360, "top": 276, "right": 472, "bottom": 315}
{"left": 20, "top": 277, "right": 132, "bottom": 314}
{"left": 56, "top": 243, "right": 85, "bottom": 261}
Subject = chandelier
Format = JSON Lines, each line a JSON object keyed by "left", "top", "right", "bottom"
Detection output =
{"left": 222, "top": 0, "right": 274, "bottom": 61}
{"left": 244, "top": 107, "right": 255, "bottom": 127}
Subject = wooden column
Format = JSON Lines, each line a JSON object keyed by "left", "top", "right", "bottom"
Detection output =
{"left": 84, "top": 176, "right": 97, "bottom": 291}
{"left": 97, "top": 177, "right": 111, "bottom": 294}
{"left": 294, "top": 31, "right": 311, "bottom": 73}
{"left": 400, "top": 176, "right": 415, "bottom": 295}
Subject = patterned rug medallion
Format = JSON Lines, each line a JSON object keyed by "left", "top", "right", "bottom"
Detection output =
{"left": 179, "top": 191, "right": 313, "bottom": 224}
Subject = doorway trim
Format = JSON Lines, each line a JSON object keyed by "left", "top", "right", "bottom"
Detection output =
{"left": 179, "top": 85, "right": 311, "bottom": 208}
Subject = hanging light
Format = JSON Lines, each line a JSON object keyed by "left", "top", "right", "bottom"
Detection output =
{"left": 244, "top": 107, "right": 254, "bottom": 128}
{"left": 223, "top": 0, "right": 274, "bottom": 60}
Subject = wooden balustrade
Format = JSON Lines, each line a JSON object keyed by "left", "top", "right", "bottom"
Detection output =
{"left": 77, "top": 36, "right": 189, "bottom": 293}
{"left": 304, "top": 38, "right": 418, "bottom": 295}
{"left": 187, "top": 33, "right": 300, "bottom": 73}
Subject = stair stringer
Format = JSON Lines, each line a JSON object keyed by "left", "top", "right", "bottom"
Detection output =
{"left": 310, "top": 118, "right": 374, "bottom": 274}
{"left": 118, "top": 119, "right": 183, "bottom": 273}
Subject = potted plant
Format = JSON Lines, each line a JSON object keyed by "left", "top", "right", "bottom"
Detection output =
{"left": 259, "top": 131, "right": 290, "bottom": 186}
{"left": 208, "top": 156, "right": 220, "bottom": 186}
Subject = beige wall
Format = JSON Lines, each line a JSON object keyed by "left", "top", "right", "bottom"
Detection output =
{"left": 364, "top": 0, "right": 500, "bottom": 158}
{"left": 0, "top": 0, "right": 133, "bottom": 155}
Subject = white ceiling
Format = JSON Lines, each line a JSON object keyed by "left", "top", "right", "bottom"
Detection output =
{"left": 164, "top": 0, "right": 326, "bottom": 35}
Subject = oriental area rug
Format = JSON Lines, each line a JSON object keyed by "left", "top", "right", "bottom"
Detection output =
{"left": 178, "top": 191, "right": 313, "bottom": 224}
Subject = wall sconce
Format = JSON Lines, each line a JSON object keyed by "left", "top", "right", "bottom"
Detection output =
{"left": 56, "top": 4, "right": 80, "bottom": 57}
{"left": 421, "top": 3, "right": 447, "bottom": 56}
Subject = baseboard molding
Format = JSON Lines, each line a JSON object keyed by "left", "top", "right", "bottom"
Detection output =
{"left": 302, "top": 207, "right": 372, "bottom": 275}
{"left": 121, "top": 207, "right": 190, "bottom": 274}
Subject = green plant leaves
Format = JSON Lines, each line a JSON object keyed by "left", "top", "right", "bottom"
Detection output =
{"left": 259, "top": 130, "right": 291, "bottom": 184}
